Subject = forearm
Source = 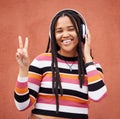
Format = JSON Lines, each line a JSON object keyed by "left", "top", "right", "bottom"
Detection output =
{"left": 14, "top": 76, "right": 30, "bottom": 110}
{"left": 86, "top": 62, "right": 107, "bottom": 101}
{"left": 18, "top": 66, "right": 29, "bottom": 77}
{"left": 84, "top": 56, "right": 93, "bottom": 63}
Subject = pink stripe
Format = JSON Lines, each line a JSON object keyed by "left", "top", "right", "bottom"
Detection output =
{"left": 62, "top": 78, "right": 88, "bottom": 86}
{"left": 42, "top": 76, "right": 88, "bottom": 86}
{"left": 36, "top": 55, "right": 51, "bottom": 61}
{"left": 37, "top": 97, "right": 88, "bottom": 108}
{"left": 28, "top": 78, "right": 41, "bottom": 85}
{"left": 36, "top": 53, "right": 78, "bottom": 64}
{"left": 59, "top": 99, "right": 88, "bottom": 108}
{"left": 87, "top": 70, "right": 98, "bottom": 77}
{"left": 42, "top": 77, "right": 78, "bottom": 84}
{"left": 16, "top": 82, "right": 27, "bottom": 88}
{"left": 42, "top": 74, "right": 88, "bottom": 85}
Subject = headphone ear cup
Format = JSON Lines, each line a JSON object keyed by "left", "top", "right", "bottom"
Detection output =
{"left": 82, "top": 24, "right": 86, "bottom": 38}
{"left": 81, "top": 24, "right": 86, "bottom": 43}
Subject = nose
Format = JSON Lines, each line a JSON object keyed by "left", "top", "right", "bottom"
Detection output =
{"left": 62, "top": 31, "right": 70, "bottom": 38}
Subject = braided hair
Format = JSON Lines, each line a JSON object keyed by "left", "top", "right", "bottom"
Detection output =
{"left": 46, "top": 9, "right": 87, "bottom": 113}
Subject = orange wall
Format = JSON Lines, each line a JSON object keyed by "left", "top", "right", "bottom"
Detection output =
{"left": 0, "top": 0, "right": 120, "bottom": 119}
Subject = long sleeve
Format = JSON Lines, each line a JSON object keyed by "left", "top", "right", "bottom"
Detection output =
{"left": 14, "top": 57, "right": 43, "bottom": 111}
{"left": 86, "top": 61, "right": 107, "bottom": 101}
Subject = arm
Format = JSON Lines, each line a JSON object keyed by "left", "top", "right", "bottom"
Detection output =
{"left": 14, "top": 36, "right": 42, "bottom": 110}
{"left": 83, "top": 30, "right": 107, "bottom": 101}
{"left": 14, "top": 58, "right": 42, "bottom": 111}
{"left": 86, "top": 61, "right": 107, "bottom": 101}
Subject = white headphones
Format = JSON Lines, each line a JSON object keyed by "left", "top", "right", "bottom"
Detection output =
{"left": 49, "top": 9, "right": 88, "bottom": 42}
{"left": 69, "top": 9, "right": 88, "bottom": 39}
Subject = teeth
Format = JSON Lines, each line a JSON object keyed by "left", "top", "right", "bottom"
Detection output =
{"left": 62, "top": 40, "right": 71, "bottom": 44}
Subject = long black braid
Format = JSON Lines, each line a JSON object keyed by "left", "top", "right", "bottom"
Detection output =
{"left": 46, "top": 9, "right": 87, "bottom": 113}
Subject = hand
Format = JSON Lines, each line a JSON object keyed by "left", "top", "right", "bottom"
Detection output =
{"left": 82, "top": 29, "right": 93, "bottom": 63}
{"left": 16, "top": 36, "right": 29, "bottom": 71}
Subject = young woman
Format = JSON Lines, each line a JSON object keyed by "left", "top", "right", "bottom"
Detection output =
{"left": 14, "top": 9, "right": 107, "bottom": 119}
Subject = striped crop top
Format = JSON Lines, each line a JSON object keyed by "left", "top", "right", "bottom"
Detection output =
{"left": 14, "top": 53, "right": 107, "bottom": 119}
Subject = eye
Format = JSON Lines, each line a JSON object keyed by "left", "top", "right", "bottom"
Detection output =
{"left": 55, "top": 28, "right": 63, "bottom": 33}
{"left": 68, "top": 26, "right": 75, "bottom": 31}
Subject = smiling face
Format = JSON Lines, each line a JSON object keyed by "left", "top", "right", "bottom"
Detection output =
{"left": 55, "top": 16, "right": 78, "bottom": 57}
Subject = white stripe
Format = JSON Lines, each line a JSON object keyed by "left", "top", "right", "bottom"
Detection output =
{"left": 89, "top": 85, "right": 107, "bottom": 101}
{"left": 31, "top": 59, "right": 78, "bottom": 70}
{"left": 17, "top": 76, "right": 28, "bottom": 83}
{"left": 14, "top": 99, "right": 30, "bottom": 110}
{"left": 31, "top": 59, "right": 51, "bottom": 68}
{"left": 86, "top": 65, "right": 96, "bottom": 72}
{"left": 58, "top": 62, "right": 78, "bottom": 70}
{"left": 35, "top": 103, "right": 88, "bottom": 114}
{"left": 28, "top": 82, "right": 40, "bottom": 92}
{"left": 41, "top": 82, "right": 88, "bottom": 94}
{"left": 95, "top": 63, "right": 102, "bottom": 68}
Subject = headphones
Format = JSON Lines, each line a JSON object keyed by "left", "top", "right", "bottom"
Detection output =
{"left": 49, "top": 9, "right": 88, "bottom": 43}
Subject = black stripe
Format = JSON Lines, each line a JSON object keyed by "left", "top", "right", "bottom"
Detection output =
{"left": 32, "top": 109, "right": 88, "bottom": 119}
{"left": 97, "top": 67, "right": 103, "bottom": 73}
{"left": 85, "top": 62, "right": 94, "bottom": 68}
{"left": 29, "top": 89, "right": 38, "bottom": 98}
{"left": 42, "top": 66, "right": 78, "bottom": 74}
{"left": 14, "top": 91, "right": 29, "bottom": 102}
{"left": 14, "top": 89, "right": 38, "bottom": 102}
{"left": 39, "top": 87, "right": 88, "bottom": 100}
{"left": 88, "top": 80, "right": 105, "bottom": 91}
{"left": 59, "top": 68, "right": 78, "bottom": 74}
{"left": 57, "top": 53, "right": 78, "bottom": 61}
{"left": 29, "top": 65, "right": 42, "bottom": 74}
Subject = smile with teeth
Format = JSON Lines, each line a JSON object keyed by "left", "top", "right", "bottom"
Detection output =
{"left": 62, "top": 39, "right": 73, "bottom": 45}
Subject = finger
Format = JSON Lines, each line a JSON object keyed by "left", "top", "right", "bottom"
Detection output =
{"left": 18, "top": 35, "right": 23, "bottom": 48}
{"left": 16, "top": 49, "right": 23, "bottom": 58}
{"left": 16, "top": 52, "right": 22, "bottom": 63}
{"left": 16, "top": 52, "right": 20, "bottom": 59}
{"left": 24, "top": 37, "right": 28, "bottom": 49}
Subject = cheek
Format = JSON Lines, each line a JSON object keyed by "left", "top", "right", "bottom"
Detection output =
{"left": 55, "top": 34, "right": 62, "bottom": 44}
{"left": 55, "top": 34, "right": 61, "bottom": 46}
{"left": 74, "top": 33, "right": 79, "bottom": 43}
{"left": 55, "top": 33, "right": 61, "bottom": 40}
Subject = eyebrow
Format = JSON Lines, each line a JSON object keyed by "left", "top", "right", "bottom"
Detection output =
{"left": 55, "top": 25, "right": 74, "bottom": 30}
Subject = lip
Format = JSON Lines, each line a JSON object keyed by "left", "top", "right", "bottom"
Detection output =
{"left": 61, "top": 38, "right": 73, "bottom": 42}
{"left": 61, "top": 39, "right": 73, "bottom": 45}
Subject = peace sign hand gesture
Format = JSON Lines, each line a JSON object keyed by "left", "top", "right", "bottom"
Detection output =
{"left": 16, "top": 36, "right": 29, "bottom": 76}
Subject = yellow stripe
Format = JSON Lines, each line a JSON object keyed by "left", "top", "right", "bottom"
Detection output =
{"left": 87, "top": 74, "right": 101, "bottom": 83}
{"left": 39, "top": 94, "right": 89, "bottom": 104}
{"left": 28, "top": 72, "right": 42, "bottom": 81}
{"left": 15, "top": 87, "right": 28, "bottom": 94}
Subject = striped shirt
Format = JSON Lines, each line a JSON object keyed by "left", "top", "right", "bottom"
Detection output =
{"left": 14, "top": 53, "right": 107, "bottom": 119}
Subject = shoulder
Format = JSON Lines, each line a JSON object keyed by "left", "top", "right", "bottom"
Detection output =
{"left": 34, "top": 52, "right": 52, "bottom": 61}
{"left": 30, "top": 52, "right": 52, "bottom": 67}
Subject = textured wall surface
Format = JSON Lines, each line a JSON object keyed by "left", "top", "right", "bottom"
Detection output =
{"left": 0, "top": 0, "right": 120, "bottom": 119}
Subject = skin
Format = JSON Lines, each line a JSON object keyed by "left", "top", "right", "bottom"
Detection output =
{"left": 16, "top": 15, "right": 93, "bottom": 119}
{"left": 55, "top": 15, "right": 92, "bottom": 61}
{"left": 55, "top": 16, "right": 78, "bottom": 57}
